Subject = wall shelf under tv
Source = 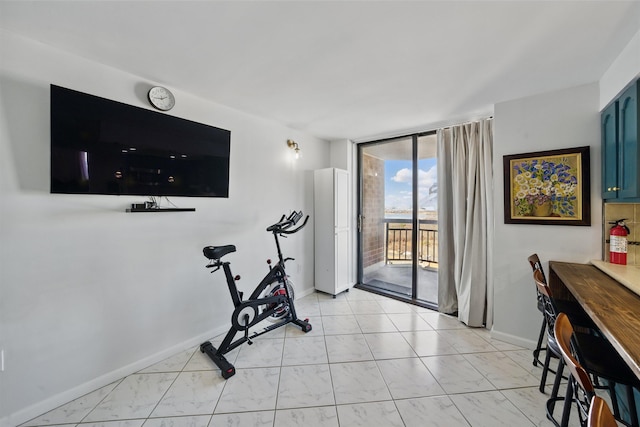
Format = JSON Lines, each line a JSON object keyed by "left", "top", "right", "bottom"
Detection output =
{"left": 126, "top": 208, "right": 196, "bottom": 213}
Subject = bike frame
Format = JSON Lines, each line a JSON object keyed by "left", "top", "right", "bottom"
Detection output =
{"left": 200, "top": 212, "right": 312, "bottom": 379}
{"left": 217, "top": 260, "right": 297, "bottom": 350}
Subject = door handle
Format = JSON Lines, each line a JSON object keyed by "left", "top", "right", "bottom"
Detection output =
{"left": 358, "top": 214, "right": 364, "bottom": 232}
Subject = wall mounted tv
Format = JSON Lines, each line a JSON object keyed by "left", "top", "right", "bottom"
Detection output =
{"left": 51, "top": 85, "right": 230, "bottom": 198}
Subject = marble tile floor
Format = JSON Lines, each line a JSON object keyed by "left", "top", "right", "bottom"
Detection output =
{"left": 21, "top": 288, "right": 595, "bottom": 427}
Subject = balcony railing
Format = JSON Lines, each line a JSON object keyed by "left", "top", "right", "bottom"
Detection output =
{"left": 384, "top": 218, "right": 438, "bottom": 266}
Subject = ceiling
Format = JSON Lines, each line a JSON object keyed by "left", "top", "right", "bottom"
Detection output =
{"left": 1, "top": 1, "right": 639, "bottom": 142}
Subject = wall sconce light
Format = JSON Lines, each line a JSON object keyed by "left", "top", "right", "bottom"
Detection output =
{"left": 287, "top": 139, "right": 301, "bottom": 159}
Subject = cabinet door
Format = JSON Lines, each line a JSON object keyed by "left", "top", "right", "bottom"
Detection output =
{"left": 335, "top": 228, "right": 350, "bottom": 289}
{"left": 619, "top": 81, "right": 640, "bottom": 199}
{"left": 334, "top": 169, "right": 349, "bottom": 230}
{"left": 602, "top": 101, "right": 618, "bottom": 199}
{"left": 334, "top": 169, "right": 350, "bottom": 290}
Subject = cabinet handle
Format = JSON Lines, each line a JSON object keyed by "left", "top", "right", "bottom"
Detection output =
{"left": 607, "top": 187, "right": 620, "bottom": 191}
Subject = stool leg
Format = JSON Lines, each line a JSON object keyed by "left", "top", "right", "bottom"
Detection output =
{"left": 549, "top": 359, "right": 565, "bottom": 413}
{"left": 540, "top": 347, "right": 552, "bottom": 393}
{"left": 560, "top": 378, "right": 574, "bottom": 427}
{"left": 534, "top": 317, "right": 546, "bottom": 367}
{"left": 545, "top": 358, "right": 566, "bottom": 426}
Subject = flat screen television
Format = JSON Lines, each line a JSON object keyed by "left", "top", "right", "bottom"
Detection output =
{"left": 50, "top": 85, "right": 231, "bottom": 198}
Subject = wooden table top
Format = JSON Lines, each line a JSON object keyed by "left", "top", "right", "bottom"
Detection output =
{"left": 549, "top": 261, "right": 640, "bottom": 379}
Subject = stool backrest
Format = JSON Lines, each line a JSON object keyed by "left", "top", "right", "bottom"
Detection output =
{"left": 554, "top": 313, "right": 593, "bottom": 393}
{"left": 528, "top": 253, "right": 548, "bottom": 284}
{"left": 588, "top": 396, "right": 618, "bottom": 427}
{"left": 533, "top": 269, "right": 551, "bottom": 298}
{"left": 529, "top": 254, "right": 550, "bottom": 316}
{"left": 555, "top": 312, "right": 595, "bottom": 423}
{"left": 534, "top": 269, "right": 558, "bottom": 337}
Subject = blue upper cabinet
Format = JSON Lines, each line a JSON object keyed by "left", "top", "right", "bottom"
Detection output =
{"left": 619, "top": 81, "right": 640, "bottom": 199}
{"left": 602, "top": 101, "right": 618, "bottom": 199}
{"left": 602, "top": 79, "right": 640, "bottom": 201}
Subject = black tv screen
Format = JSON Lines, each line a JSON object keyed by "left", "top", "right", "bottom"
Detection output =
{"left": 50, "top": 85, "right": 230, "bottom": 197}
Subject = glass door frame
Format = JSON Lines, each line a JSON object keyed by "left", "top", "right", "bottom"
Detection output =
{"left": 355, "top": 130, "right": 437, "bottom": 310}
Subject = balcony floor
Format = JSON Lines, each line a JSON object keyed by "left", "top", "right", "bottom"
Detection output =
{"left": 363, "top": 263, "right": 438, "bottom": 305}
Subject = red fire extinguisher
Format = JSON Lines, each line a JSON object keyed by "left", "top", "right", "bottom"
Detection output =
{"left": 609, "top": 219, "right": 630, "bottom": 265}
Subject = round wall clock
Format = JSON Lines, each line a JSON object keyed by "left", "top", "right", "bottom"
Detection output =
{"left": 147, "top": 86, "right": 175, "bottom": 111}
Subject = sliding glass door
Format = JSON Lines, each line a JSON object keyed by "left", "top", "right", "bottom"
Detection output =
{"left": 415, "top": 134, "right": 438, "bottom": 303}
{"left": 357, "top": 133, "right": 438, "bottom": 308}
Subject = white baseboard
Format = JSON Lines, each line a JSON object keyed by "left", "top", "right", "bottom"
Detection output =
{"left": 296, "top": 286, "right": 316, "bottom": 299}
{"left": 2, "top": 326, "right": 226, "bottom": 427}
{"left": 490, "top": 328, "right": 537, "bottom": 350}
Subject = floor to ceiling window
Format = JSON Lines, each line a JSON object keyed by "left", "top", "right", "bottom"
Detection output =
{"left": 357, "top": 132, "right": 438, "bottom": 309}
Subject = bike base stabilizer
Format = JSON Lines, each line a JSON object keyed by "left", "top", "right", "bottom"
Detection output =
{"left": 200, "top": 341, "right": 236, "bottom": 379}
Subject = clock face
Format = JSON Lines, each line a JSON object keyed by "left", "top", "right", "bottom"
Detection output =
{"left": 148, "top": 86, "right": 175, "bottom": 111}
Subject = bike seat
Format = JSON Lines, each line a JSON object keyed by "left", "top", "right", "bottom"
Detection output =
{"left": 203, "top": 245, "right": 236, "bottom": 260}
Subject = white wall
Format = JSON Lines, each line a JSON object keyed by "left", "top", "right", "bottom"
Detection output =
{"left": 599, "top": 28, "right": 640, "bottom": 109}
{"left": 0, "top": 30, "right": 329, "bottom": 426}
{"left": 491, "top": 82, "right": 602, "bottom": 347}
{"left": 490, "top": 23, "right": 640, "bottom": 346}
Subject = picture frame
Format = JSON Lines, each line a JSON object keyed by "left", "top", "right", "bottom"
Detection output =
{"left": 503, "top": 146, "right": 590, "bottom": 226}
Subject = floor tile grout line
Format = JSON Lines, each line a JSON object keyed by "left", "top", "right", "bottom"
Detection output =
{"left": 272, "top": 344, "right": 285, "bottom": 424}
{"left": 144, "top": 350, "right": 192, "bottom": 421}
{"left": 76, "top": 377, "right": 127, "bottom": 426}
{"left": 495, "top": 388, "right": 541, "bottom": 427}
{"left": 186, "top": 343, "right": 228, "bottom": 421}
{"left": 391, "top": 398, "right": 413, "bottom": 427}
{"left": 17, "top": 377, "right": 127, "bottom": 427}
{"left": 323, "top": 334, "right": 340, "bottom": 426}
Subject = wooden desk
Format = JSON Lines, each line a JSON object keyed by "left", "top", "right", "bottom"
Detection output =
{"left": 549, "top": 261, "right": 640, "bottom": 379}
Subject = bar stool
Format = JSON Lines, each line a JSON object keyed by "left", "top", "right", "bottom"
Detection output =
{"left": 534, "top": 268, "right": 564, "bottom": 395}
{"left": 528, "top": 254, "right": 596, "bottom": 328}
{"left": 554, "top": 312, "right": 639, "bottom": 427}
{"left": 554, "top": 312, "right": 597, "bottom": 426}
{"left": 588, "top": 396, "right": 619, "bottom": 427}
{"left": 533, "top": 271, "right": 636, "bottom": 426}
{"left": 532, "top": 268, "right": 596, "bottom": 395}
{"left": 528, "top": 253, "right": 548, "bottom": 368}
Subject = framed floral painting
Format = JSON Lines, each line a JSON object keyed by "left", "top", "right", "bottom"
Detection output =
{"left": 503, "top": 146, "right": 590, "bottom": 226}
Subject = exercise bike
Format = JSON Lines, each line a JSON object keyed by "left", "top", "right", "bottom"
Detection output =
{"left": 200, "top": 211, "right": 312, "bottom": 379}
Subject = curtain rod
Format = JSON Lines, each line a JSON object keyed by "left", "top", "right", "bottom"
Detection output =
{"left": 441, "top": 116, "right": 493, "bottom": 130}
{"left": 353, "top": 116, "right": 493, "bottom": 144}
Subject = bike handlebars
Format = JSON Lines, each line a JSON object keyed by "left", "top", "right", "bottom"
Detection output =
{"left": 266, "top": 211, "right": 309, "bottom": 234}
{"left": 280, "top": 215, "right": 309, "bottom": 234}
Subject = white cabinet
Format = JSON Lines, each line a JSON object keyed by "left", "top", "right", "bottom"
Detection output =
{"left": 314, "top": 168, "right": 351, "bottom": 297}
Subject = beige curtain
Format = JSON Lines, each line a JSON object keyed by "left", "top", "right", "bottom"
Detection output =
{"left": 436, "top": 119, "right": 493, "bottom": 328}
